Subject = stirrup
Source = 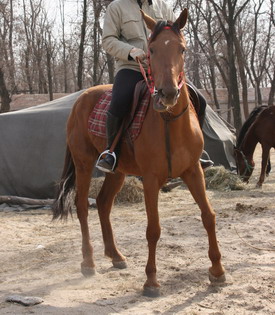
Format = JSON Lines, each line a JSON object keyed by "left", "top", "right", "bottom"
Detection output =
{"left": 96, "top": 150, "right": 117, "bottom": 173}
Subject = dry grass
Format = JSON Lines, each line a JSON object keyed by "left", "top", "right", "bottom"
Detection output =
{"left": 204, "top": 166, "right": 245, "bottom": 191}
{"left": 89, "top": 176, "right": 144, "bottom": 204}
{"left": 89, "top": 167, "right": 244, "bottom": 205}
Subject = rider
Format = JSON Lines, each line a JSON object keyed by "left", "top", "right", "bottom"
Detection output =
{"left": 96, "top": 0, "right": 213, "bottom": 173}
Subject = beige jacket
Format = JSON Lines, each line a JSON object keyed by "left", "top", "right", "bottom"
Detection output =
{"left": 102, "top": 0, "right": 175, "bottom": 74}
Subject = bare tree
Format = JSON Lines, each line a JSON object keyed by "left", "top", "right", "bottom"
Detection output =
{"left": 77, "top": 0, "right": 87, "bottom": 91}
{"left": 8, "top": 0, "right": 17, "bottom": 93}
{"left": 207, "top": 0, "right": 249, "bottom": 132}
{"left": 45, "top": 30, "right": 54, "bottom": 100}
{"left": 249, "top": 0, "right": 272, "bottom": 106}
{"left": 59, "top": 0, "right": 68, "bottom": 93}
{"left": 0, "top": 66, "right": 11, "bottom": 112}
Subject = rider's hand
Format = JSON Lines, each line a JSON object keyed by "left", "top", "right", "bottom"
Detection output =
{"left": 129, "top": 48, "right": 146, "bottom": 62}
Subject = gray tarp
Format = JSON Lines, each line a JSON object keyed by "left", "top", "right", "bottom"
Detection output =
{"left": 203, "top": 105, "right": 236, "bottom": 170}
{"left": 0, "top": 91, "right": 236, "bottom": 199}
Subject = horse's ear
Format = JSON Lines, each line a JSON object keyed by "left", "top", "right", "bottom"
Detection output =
{"left": 140, "top": 9, "right": 156, "bottom": 31}
{"left": 173, "top": 8, "right": 188, "bottom": 30}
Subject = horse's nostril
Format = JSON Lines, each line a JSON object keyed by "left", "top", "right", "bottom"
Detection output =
{"left": 158, "top": 89, "right": 164, "bottom": 97}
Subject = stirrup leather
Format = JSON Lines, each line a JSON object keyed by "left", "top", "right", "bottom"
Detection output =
{"left": 96, "top": 150, "right": 117, "bottom": 172}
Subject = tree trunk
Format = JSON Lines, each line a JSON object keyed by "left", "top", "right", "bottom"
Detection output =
{"left": 46, "top": 36, "right": 53, "bottom": 101}
{"left": 106, "top": 53, "right": 114, "bottom": 84}
{"left": 267, "top": 69, "right": 275, "bottom": 106}
{"left": 227, "top": 27, "right": 242, "bottom": 132}
{"left": 8, "top": 0, "right": 17, "bottom": 94}
{"left": 0, "top": 67, "right": 11, "bottom": 113}
{"left": 77, "top": 0, "right": 87, "bottom": 91}
{"left": 24, "top": 49, "right": 33, "bottom": 93}
{"left": 234, "top": 37, "right": 249, "bottom": 119}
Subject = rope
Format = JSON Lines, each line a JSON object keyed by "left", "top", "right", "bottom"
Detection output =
{"left": 234, "top": 225, "right": 275, "bottom": 252}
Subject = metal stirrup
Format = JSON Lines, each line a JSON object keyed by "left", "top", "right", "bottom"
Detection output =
{"left": 96, "top": 150, "right": 117, "bottom": 172}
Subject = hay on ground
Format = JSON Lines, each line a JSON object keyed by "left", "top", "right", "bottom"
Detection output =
{"left": 204, "top": 166, "right": 245, "bottom": 191}
{"left": 89, "top": 176, "right": 143, "bottom": 204}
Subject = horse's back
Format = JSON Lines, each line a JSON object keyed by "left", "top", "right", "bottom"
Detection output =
{"left": 70, "top": 84, "right": 112, "bottom": 117}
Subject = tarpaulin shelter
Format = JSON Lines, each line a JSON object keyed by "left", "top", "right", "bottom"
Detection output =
{"left": 0, "top": 91, "right": 236, "bottom": 199}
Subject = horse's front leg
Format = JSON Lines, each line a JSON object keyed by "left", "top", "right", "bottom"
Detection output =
{"left": 75, "top": 162, "right": 96, "bottom": 277}
{"left": 142, "top": 175, "right": 162, "bottom": 297}
{"left": 257, "top": 146, "right": 270, "bottom": 187}
{"left": 97, "top": 172, "right": 127, "bottom": 269}
{"left": 181, "top": 163, "right": 225, "bottom": 282}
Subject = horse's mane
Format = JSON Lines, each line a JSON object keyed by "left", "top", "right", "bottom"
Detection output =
{"left": 149, "top": 20, "right": 182, "bottom": 43}
{"left": 236, "top": 105, "right": 267, "bottom": 148}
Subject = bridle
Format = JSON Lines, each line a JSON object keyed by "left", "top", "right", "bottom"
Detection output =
{"left": 235, "top": 149, "right": 254, "bottom": 178}
{"left": 137, "top": 25, "right": 185, "bottom": 98}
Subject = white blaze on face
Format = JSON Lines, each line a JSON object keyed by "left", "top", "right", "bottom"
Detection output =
{"left": 164, "top": 40, "right": 170, "bottom": 46}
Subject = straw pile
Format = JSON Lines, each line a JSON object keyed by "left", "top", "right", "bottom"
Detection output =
{"left": 89, "top": 176, "right": 144, "bottom": 204}
{"left": 204, "top": 166, "right": 245, "bottom": 191}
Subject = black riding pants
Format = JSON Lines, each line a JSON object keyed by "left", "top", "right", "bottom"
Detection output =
{"left": 108, "top": 69, "right": 144, "bottom": 119}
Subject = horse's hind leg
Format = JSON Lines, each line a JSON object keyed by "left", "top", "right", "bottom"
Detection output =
{"left": 74, "top": 154, "right": 97, "bottom": 277}
{"left": 181, "top": 164, "right": 225, "bottom": 282}
{"left": 97, "top": 172, "right": 127, "bottom": 269}
{"left": 266, "top": 158, "right": 271, "bottom": 176}
{"left": 257, "top": 145, "right": 270, "bottom": 187}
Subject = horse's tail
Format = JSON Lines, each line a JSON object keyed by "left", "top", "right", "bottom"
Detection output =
{"left": 52, "top": 146, "right": 76, "bottom": 220}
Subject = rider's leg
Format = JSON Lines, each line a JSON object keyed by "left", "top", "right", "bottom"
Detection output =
{"left": 96, "top": 69, "right": 144, "bottom": 173}
{"left": 187, "top": 82, "right": 214, "bottom": 170}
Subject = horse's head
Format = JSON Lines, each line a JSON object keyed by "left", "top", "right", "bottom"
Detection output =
{"left": 141, "top": 9, "right": 188, "bottom": 111}
{"left": 233, "top": 147, "right": 255, "bottom": 182}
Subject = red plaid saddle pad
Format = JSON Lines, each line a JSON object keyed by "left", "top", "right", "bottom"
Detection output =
{"left": 88, "top": 88, "right": 150, "bottom": 142}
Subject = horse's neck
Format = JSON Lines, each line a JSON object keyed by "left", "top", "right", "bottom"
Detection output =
{"left": 241, "top": 127, "right": 258, "bottom": 159}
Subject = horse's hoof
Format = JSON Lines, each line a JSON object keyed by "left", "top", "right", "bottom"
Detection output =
{"left": 143, "top": 286, "right": 160, "bottom": 298}
{"left": 209, "top": 271, "right": 226, "bottom": 284}
{"left": 112, "top": 260, "right": 127, "bottom": 269}
{"left": 81, "top": 265, "right": 96, "bottom": 277}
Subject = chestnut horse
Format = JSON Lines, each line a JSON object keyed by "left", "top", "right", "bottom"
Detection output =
{"left": 234, "top": 105, "right": 275, "bottom": 187}
{"left": 52, "top": 9, "right": 225, "bottom": 297}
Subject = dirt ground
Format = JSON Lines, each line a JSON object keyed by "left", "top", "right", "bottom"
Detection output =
{"left": 0, "top": 144, "right": 274, "bottom": 315}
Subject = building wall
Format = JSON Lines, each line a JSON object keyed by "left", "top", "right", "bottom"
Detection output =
{"left": 200, "top": 87, "right": 272, "bottom": 123}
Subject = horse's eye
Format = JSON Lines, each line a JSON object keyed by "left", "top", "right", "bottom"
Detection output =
{"left": 149, "top": 48, "right": 154, "bottom": 55}
{"left": 181, "top": 47, "right": 185, "bottom": 54}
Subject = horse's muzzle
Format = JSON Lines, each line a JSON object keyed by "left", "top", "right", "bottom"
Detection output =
{"left": 154, "top": 87, "right": 180, "bottom": 111}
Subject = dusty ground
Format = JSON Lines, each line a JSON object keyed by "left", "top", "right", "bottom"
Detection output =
{"left": 0, "top": 144, "right": 274, "bottom": 315}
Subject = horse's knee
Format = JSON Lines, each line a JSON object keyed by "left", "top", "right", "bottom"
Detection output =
{"left": 146, "top": 224, "right": 161, "bottom": 243}
{"left": 201, "top": 210, "right": 216, "bottom": 230}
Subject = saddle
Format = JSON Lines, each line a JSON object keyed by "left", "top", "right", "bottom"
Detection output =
{"left": 88, "top": 80, "right": 151, "bottom": 144}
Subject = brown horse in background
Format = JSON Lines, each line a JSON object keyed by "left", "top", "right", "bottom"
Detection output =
{"left": 52, "top": 9, "right": 225, "bottom": 297}
{"left": 234, "top": 105, "right": 275, "bottom": 187}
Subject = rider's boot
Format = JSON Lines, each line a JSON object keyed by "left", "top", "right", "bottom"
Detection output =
{"left": 200, "top": 149, "right": 214, "bottom": 169}
{"left": 96, "top": 112, "right": 122, "bottom": 173}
